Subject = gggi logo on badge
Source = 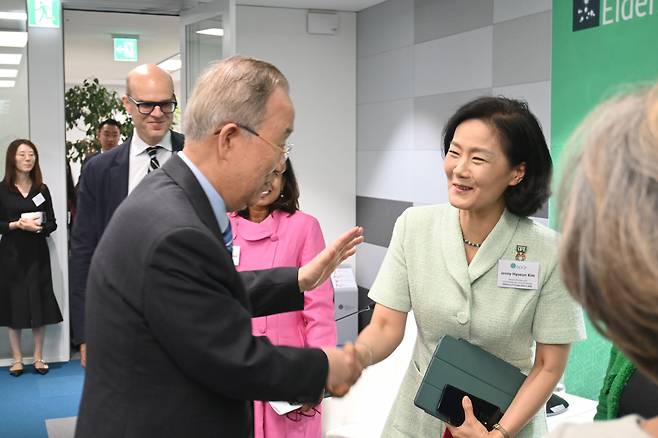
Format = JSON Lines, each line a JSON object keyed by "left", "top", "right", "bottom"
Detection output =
{"left": 573, "top": 0, "right": 600, "bottom": 31}
{"left": 510, "top": 263, "right": 527, "bottom": 270}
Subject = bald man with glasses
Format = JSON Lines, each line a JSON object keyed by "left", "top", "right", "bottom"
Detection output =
{"left": 70, "top": 64, "right": 185, "bottom": 365}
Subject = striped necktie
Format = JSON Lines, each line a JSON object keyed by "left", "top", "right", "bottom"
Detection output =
{"left": 146, "top": 146, "right": 160, "bottom": 173}
{"left": 222, "top": 222, "right": 233, "bottom": 253}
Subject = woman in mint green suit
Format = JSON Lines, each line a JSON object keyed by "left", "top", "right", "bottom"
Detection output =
{"left": 353, "top": 97, "right": 585, "bottom": 438}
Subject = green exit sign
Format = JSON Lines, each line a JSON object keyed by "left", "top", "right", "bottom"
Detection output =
{"left": 113, "top": 37, "right": 138, "bottom": 62}
{"left": 27, "top": 0, "right": 61, "bottom": 28}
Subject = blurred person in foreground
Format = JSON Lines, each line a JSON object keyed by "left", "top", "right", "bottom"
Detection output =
{"left": 74, "top": 56, "right": 364, "bottom": 438}
{"left": 546, "top": 84, "right": 658, "bottom": 437}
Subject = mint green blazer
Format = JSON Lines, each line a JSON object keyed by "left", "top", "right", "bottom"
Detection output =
{"left": 369, "top": 204, "right": 586, "bottom": 438}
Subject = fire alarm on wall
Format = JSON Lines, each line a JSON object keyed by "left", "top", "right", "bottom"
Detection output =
{"left": 307, "top": 11, "right": 339, "bottom": 35}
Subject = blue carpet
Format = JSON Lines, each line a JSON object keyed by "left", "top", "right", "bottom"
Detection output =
{"left": 0, "top": 360, "right": 84, "bottom": 438}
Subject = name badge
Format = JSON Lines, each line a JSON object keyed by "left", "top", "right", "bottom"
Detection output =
{"left": 497, "top": 260, "right": 540, "bottom": 290}
{"left": 32, "top": 193, "right": 45, "bottom": 207}
{"left": 232, "top": 245, "right": 240, "bottom": 266}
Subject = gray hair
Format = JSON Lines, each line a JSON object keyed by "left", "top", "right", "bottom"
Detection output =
{"left": 183, "top": 56, "right": 289, "bottom": 141}
{"left": 559, "top": 83, "right": 658, "bottom": 382}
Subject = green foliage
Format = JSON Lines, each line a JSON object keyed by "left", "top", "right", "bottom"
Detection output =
{"left": 65, "top": 78, "right": 133, "bottom": 163}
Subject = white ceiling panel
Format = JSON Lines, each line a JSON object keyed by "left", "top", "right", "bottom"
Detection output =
{"left": 61, "top": 0, "right": 387, "bottom": 14}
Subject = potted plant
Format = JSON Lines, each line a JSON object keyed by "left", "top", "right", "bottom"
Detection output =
{"left": 65, "top": 78, "right": 133, "bottom": 163}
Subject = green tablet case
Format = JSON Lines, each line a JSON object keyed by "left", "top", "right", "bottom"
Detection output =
{"left": 414, "top": 335, "right": 527, "bottom": 421}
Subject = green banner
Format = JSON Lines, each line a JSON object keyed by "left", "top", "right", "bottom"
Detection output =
{"left": 552, "top": 0, "right": 658, "bottom": 399}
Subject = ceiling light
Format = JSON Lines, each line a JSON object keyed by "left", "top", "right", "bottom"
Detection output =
{"left": 0, "top": 31, "right": 28, "bottom": 48}
{"left": 0, "top": 68, "right": 18, "bottom": 78}
{"left": 0, "top": 12, "right": 27, "bottom": 21}
{"left": 0, "top": 53, "right": 22, "bottom": 65}
{"left": 158, "top": 54, "right": 181, "bottom": 73}
{"left": 196, "top": 28, "right": 224, "bottom": 36}
{"left": 0, "top": 80, "right": 15, "bottom": 87}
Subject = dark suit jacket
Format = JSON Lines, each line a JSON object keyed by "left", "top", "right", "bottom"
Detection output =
{"left": 69, "top": 131, "right": 185, "bottom": 343}
{"left": 75, "top": 155, "right": 328, "bottom": 438}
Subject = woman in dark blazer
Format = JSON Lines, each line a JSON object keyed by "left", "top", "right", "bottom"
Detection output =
{"left": 0, "top": 139, "right": 62, "bottom": 376}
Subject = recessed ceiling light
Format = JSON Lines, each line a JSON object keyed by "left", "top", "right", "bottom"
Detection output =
{"left": 0, "top": 80, "right": 15, "bottom": 88}
{"left": 0, "top": 12, "right": 27, "bottom": 21}
{"left": 0, "top": 68, "right": 18, "bottom": 78}
{"left": 0, "top": 31, "right": 28, "bottom": 48}
{"left": 158, "top": 58, "right": 181, "bottom": 72}
{"left": 0, "top": 53, "right": 22, "bottom": 65}
{"left": 196, "top": 28, "right": 224, "bottom": 36}
{"left": 157, "top": 54, "right": 181, "bottom": 73}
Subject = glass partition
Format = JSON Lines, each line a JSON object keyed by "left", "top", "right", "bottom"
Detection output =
{"left": 0, "top": 0, "right": 29, "bottom": 160}
{"left": 184, "top": 16, "right": 223, "bottom": 100}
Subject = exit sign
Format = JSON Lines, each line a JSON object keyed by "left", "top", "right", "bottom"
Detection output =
{"left": 113, "top": 37, "right": 138, "bottom": 62}
{"left": 27, "top": 0, "right": 61, "bottom": 28}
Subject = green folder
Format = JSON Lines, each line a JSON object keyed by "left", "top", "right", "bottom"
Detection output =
{"left": 414, "top": 336, "right": 526, "bottom": 424}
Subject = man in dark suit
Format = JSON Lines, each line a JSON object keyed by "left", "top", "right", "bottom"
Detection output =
{"left": 70, "top": 65, "right": 184, "bottom": 365}
{"left": 75, "top": 56, "right": 364, "bottom": 438}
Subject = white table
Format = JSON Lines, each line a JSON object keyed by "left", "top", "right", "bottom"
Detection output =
{"left": 546, "top": 392, "right": 598, "bottom": 431}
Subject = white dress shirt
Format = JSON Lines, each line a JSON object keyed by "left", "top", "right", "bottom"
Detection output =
{"left": 128, "top": 131, "right": 173, "bottom": 194}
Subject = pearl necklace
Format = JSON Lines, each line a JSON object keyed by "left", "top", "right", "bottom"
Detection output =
{"left": 463, "top": 238, "right": 482, "bottom": 248}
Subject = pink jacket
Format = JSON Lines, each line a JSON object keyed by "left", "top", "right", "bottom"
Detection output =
{"left": 229, "top": 209, "right": 336, "bottom": 438}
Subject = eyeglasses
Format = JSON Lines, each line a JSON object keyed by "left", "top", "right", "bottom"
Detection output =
{"left": 128, "top": 96, "right": 177, "bottom": 115}
{"left": 235, "top": 123, "right": 292, "bottom": 164}
{"left": 285, "top": 407, "right": 319, "bottom": 422}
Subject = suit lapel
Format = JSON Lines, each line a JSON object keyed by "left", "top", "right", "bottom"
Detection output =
{"left": 467, "top": 209, "right": 519, "bottom": 284}
{"left": 161, "top": 154, "right": 223, "bottom": 240}
{"left": 108, "top": 139, "right": 130, "bottom": 214}
{"left": 171, "top": 131, "right": 185, "bottom": 152}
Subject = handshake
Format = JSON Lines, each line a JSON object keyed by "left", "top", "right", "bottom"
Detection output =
{"left": 322, "top": 342, "right": 372, "bottom": 397}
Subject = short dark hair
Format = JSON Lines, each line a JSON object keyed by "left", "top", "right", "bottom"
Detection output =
{"left": 3, "top": 138, "right": 43, "bottom": 191}
{"left": 442, "top": 96, "right": 552, "bottom": 217}
{"left": 98, "top": 119, "right": 121, "bottom": 131}
{"left": 237, "top": 158, "right": 300, "bottom": 218}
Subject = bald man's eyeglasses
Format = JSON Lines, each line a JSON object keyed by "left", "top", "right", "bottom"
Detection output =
{"left": 128, "top": 96, "right": 177, "bottom": 115}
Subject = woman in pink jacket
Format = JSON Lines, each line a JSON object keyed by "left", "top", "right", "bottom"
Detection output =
{"left": 229, "top": 158, "right": 337, "bottom": 438}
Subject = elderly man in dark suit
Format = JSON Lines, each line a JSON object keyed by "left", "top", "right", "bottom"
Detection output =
{"left": 70, "top": 65, "right": 184, "bottom": 365}
{"left": 74, "top": 56, "right": 364, "bottom": 438}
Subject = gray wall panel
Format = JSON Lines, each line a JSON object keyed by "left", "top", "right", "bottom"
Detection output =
{"left": 358, "top": 98, "right": 414, "bottom": 151}
{"left": 415, "top": 0, "right": 493, "bottom": 43}
{"left": 493, "top": 0, "right": 551, "bottom": 23}
{"left": 493, "top": 11, "right": 551, "bottom": 86}
{"left": 356, "top": 196, "right": 412, "bottom": 248}
{"left": 358, "top": 46, "right": 413, "bottom": 104}
{"left": 358, "top": 0, "right": 414, "bottom": 58}
{"left": 414, "top": 26, "right": 493, "bottom": 97}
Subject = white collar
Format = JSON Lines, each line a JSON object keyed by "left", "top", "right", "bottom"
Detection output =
{"left": 130, "top": 130, "right": 173, "bottom": 156}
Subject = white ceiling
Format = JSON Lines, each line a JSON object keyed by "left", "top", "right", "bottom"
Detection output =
{"left": 237, "top": 0, "right": 387, "bottom": 11}
{"left": 60, "top": 0, "right": 387, "bottom": 14}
